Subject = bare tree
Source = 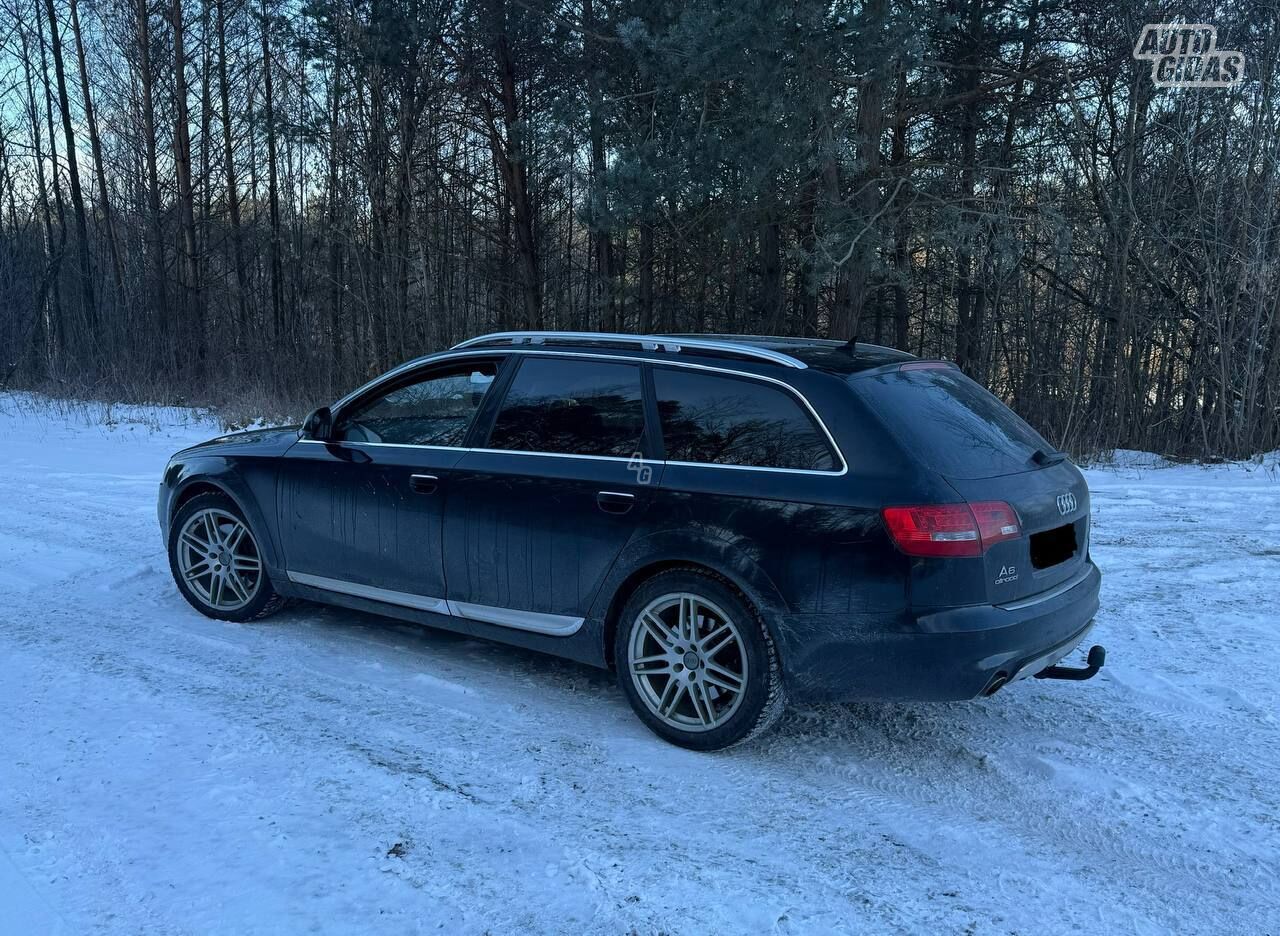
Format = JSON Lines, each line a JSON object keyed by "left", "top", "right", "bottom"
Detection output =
{"left": 0, "top": 0, "right": 1274, "bottom": 458}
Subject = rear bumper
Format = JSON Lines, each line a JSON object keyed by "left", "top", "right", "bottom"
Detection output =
{"left": 780, "top": 561, "right": 1101, "bottom": 703}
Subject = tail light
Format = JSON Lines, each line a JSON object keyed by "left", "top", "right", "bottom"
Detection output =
{"left": 969, "top": 501, "right": 1021, "bottom": 547}
{"left": 882, "top": 501, "right": 1021, "bottom": 557}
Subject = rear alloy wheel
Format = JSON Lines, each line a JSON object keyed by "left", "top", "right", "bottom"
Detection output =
{"left": 168, "top": 492, "right": 283, "bottom": 622}
{"left": 616, "top": 569, "right": 785, "bottom": 750}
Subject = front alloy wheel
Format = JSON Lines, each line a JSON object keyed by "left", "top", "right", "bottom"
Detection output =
{"left": 177, "top": 507, "right": 262, "bottom": 612}
{"left": 167, "top": 492, "right": 283, "bottom": 622}
{"left": 616, "top": 569, "right": 786, "bottom": 750}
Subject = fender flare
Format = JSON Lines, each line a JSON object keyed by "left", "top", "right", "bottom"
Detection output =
{"left": 588, "top": 527, "right": 790, "bottom": 668}
{"left": 168, "top": 460, "right": 283, "bottom": 572}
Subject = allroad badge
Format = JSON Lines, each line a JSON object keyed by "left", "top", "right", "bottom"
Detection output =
{"left": 1056, "top": 492, "right": 1078, "bottom": 516}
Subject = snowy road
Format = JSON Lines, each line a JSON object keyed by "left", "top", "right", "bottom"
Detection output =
{"left": 1, "top": 394, "right": 1277, "bottom": 935}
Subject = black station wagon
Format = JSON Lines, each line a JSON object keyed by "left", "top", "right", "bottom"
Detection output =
{"left": 159, "top": 332, "right": 1104, "bottom": 749}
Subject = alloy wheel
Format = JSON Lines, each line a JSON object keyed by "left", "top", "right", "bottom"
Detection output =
{"left": 628, "top": 592, "right": 749, "bottom": 732}
{"left": 176, "top": 508, "right": 263, "bottom": 612}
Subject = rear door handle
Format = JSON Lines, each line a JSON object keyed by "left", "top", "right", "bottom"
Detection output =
{"left": 410, "top": 474, "right": 439, "bottom": 494}
{"left": 596, "top": 490, "right": 635, "bottom": 514}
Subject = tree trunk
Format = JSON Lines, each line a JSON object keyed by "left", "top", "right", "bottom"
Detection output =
{"left": 136, "top": 0, "right": 169, "bottom": 349}
{"left": 327, "top": 65, "right": 344, "bottom": 389}
{"left": 583, "top": 0, "right": 615, "bottom": 332}
{"left": 172, "top": 0, "right": 202, "bottom": 358}
{"left": 19, "top": 23, "right": 62, "bottom": 373}
{"left": 215, "top": 0, "right": 250, "bottom": 337}
{"left": 34, "top": 0, "right": 68, "bottom": 367}
{"left": 198, "top": 0, "right": 214, "bottom": 362}
{"left": 760, "top": 213, "right": 783, "bottom": 332}
{"left": 820, "top": 114, "right": 854, "bottom": 339}
{"left": 68, "top": 0, "right": 124, "bottom": 301}
{"left": 260, "top": 0, "right": 284, "bottom": 342}
{"left": 639, "top": 220, "right": 654, "bottom": 332}
{"left": 953, "top": 0, "right": 986, "bottom": 373}
{"left": 842, "top": 0, "right": 887, "bottom": 342}
{"left": 889, "top": 67, "right": 911, "bottom": 351}
{"left": 42, "top": 0, "right": 97, "bottom": 333}
{"left": 483, "top": 1, "right": 539, "bottom": 329}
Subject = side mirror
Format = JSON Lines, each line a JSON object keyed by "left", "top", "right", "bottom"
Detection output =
{"left": 300, "top": 406, "right": 333, "bottom": 441}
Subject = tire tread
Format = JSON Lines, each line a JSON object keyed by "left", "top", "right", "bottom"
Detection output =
{"left": 616, "top": 565, "right": 787, "bottom": 750}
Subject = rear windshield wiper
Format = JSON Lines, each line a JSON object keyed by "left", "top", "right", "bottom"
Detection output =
{"left": 1030, "top": 448, "right": 1067, "bottom": 467}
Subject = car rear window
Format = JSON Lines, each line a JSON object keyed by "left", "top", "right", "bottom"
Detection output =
{"left": 486, "top": 357, "right": 645, "bottom": 457}
{"left": 854, "top": 367, "right": 1051, "bottom": 479}
{"left": 653, "top": 367, "right": 837, "bottom": 471}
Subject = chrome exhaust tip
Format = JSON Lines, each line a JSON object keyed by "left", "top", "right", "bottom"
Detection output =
{"left": 983, "top": 672, "right": 1010, "bottom": 696}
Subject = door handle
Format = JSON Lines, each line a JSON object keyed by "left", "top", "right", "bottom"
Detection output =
{"left": 410, "top": 474, "right": 439, "bottom": 494}
{"left": 596, "top": 490, "right": 635, "bottom": 515}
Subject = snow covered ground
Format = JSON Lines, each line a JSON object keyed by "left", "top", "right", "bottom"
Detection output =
{"left": 1, "top": 392, "right": 1277, "bottom": 935}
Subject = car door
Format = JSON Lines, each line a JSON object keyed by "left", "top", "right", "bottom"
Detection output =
{"left": 442, "top": 355, "right": 661, "bottom": 634}
{"left": 277, "top": 357, "right": 502, "bottom": 610}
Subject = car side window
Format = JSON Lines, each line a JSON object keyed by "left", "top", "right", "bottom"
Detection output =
{"left": 485, "top": 357, "right": 645, "bottom": 457}
{"left": 334, "top": 362, "right": 498, "bottom": 446}
{"left": 653, "top": 367, "right": 837, "bottom": 471}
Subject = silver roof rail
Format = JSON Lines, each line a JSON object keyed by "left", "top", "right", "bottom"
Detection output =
{"left": 450, "top": 331, "right": 807, "bottom": 369}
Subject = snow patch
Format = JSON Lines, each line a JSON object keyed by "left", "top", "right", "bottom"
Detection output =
{"left": 2, "top": 393, "right": 1278, "bottom": 933}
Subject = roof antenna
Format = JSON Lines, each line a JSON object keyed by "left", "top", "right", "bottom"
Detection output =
{"left": 842, "top": 336, "right": 858, "bottom": 355}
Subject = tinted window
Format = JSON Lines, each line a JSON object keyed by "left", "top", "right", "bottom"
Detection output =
{"left": 854, "top": 367, "right": 1052, "bottom": 479}
{"left": 654, "top": 368, "right": 837, "bottom": 470}
{"left": 486, "top": 357, "right": 645, "bottom": 457}
{"left": 335, "top": 362, "right": 497, "bottom": 446}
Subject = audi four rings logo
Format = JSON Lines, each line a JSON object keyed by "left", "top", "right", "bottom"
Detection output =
{"left": 1057, "top": 493, "right": 1078, "bottom": 516}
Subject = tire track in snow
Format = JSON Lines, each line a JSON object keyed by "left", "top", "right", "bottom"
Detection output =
{"left": 4, "top": 398, "right": 1280, "bottom": 934}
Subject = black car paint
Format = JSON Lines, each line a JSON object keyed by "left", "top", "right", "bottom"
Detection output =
{"left": 277, "top": 439, "right": 463, "bottom": 605}
{"left": 159, "top": 343, "right": 1101, "bottom": 701}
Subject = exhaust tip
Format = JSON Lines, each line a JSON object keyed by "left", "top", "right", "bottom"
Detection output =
{"left": 984, "top": 673, "right": 1010, "bottom": 696}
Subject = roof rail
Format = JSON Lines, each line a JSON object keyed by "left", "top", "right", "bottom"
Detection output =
{"left": 450, "top": 331, "right": 807, "bottom": 369}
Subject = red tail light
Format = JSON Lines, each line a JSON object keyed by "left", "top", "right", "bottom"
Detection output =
{"left": 882, "top": 501, "right": 1021, "bottom": 558}
{"left": 969, "top": 501, "right": 1021, "bottom": 547}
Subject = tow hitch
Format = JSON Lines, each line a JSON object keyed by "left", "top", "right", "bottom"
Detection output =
{"left": 1035, "top": 645, "right": 1106, "bottom": 682}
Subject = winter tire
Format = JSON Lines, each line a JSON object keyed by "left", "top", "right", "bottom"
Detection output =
{"left": 168, "top": 491, "right": 284, "bottom": 622}
{"left": 615, "top": 568, "right": 786, "bottom": 750}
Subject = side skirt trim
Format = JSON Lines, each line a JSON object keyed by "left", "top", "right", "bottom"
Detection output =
{"left": 286, "top": 571, "right": 451, "bottom": 615}
{"left": 446, "top": 600, "right": 584, "bottom": 637}
{"left": 285, "top": 570, "right": 584, "bottom": 637}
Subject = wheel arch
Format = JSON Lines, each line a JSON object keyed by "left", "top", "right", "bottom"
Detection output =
{"left": 171, "top": 479, "right": 235, "bottom": 520}
{"left": 167, "top": 464, "right": 282, "bottom": 572}
{"left": 595, "top": 536, "right": 789, "bottom": 671}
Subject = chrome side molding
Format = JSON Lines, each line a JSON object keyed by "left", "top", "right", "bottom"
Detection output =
{"left": 446, "top": 600, "right": 584, "bottom": 637}
{"left": 286, "top": 571, "right": 585, "bottom": 637}
{"left": 327, "top": 347, "right": 845, "bottom": 475}
{"left": 286, "top": 571, "right": 451, "bottom": 615}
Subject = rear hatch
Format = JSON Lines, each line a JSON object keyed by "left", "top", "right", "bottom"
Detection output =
{"left": 854, "top": 365, "right": 1090, "bottom": 605}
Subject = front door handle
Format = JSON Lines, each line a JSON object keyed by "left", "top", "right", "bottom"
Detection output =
{"left": 410, "top": 474, "right": 439, "bottom": 494}
{"left": 596, "top": 490, "right": 635, "bottom": 515}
